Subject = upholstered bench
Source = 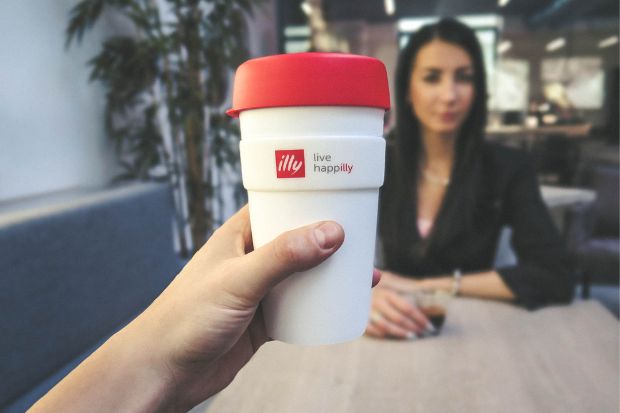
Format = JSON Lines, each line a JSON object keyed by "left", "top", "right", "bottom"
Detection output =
{"left": 0, "top": 183, "right": 184, "bottom": 412}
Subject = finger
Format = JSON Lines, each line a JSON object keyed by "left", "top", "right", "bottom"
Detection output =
{"left": 388, "top": 294, "right": 432, "bottom": 330}
{"left": 226, "top": 221, "right": 345, "bottom": 303}
{"left": 374, "top": 293, "right": 421, "bottom": 333}
{"left": 200, "top": 205, "right": 252, "bottom": 260}
{"left": 369, "top": 312, "right": 415, "bottom": 339}
{"left": 365, "top": 323, "right": 385, "bottom": 338}
{"left": 372, "top": 268, "right": 381, "bottom": 287}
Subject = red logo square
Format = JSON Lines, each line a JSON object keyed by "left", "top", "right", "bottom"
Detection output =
{"left": 275, "top": 149, "right": 305, "bottom": 178}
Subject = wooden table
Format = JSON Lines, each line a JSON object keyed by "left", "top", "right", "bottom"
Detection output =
{"left": 206, "top": 299, "right": 618, "bottom": 413}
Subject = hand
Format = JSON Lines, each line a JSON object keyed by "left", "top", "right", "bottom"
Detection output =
{"left": 132, "top": 206, "right": 352, "bottom": 408}
{"left": 365, "top": 285, "right": 432, "bottom": 340}
{"left": 120, "top": 205, "right": 380, "bottom": 411}
{"left": 31, "top": 205, "right": 380, "bottom": 413}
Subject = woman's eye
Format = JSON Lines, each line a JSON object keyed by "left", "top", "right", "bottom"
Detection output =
{"left": 457, "top": 73, "right": 474, "bottom": 83}
{"left": 423, "top": 74, "right": 440, "bottom": 83}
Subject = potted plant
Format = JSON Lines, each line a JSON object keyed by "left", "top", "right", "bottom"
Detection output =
{"left": 67, "top": 0, "right": 260, "bottom": 255}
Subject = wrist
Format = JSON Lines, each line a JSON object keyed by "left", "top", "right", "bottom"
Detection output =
{"left": 110, "top": 320, "right": 182, "bottom": 413}
{"left": 416, "top": 277, "right": 453, "bottom": 292}
{"left": 377, "top": 270, "right": 407, "bottom": 291}
{"left": 452, "top": 269, "right": 462, "bottom": 296}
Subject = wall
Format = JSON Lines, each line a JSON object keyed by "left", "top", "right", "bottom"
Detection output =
{"left": 0, "top": 0, "right": 117, "bottom": 203}
{"left": 363, "top": 23, "right": 399, "bottom": 129}
{"left": 246, "top": 0, "right": 279, "bottom": 58}
{"left": 0, "top": 0, "right": 278, "bottom": 204}
{"left": 325, "top": 21, "right": 399, "bottom": 128}
{"left": 499, "top": 18, "right": 619, "bottom": 129}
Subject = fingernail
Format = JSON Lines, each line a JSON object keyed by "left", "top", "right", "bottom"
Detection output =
{"left": 406, "top": 332, "right": 418, "bottom": 340}
{"left": 314, "top": 222, "right": 341, "bottom": 250}
{"left": 425, "top": 323, "right": 437, "bottom": 334}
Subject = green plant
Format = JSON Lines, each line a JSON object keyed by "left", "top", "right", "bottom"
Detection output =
{"left": 67, "top": 0, "right": 258, "bottom": 255}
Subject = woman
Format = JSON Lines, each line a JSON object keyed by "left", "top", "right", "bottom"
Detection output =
{"left": 367, "top": 18, "right": 574, "bottom": 339}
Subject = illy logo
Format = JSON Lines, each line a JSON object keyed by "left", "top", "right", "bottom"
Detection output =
{"left": 275, "top": 149, "right": 305, "bottom": 178}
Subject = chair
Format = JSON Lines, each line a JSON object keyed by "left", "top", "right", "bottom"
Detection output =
{"left": 566, "top": 163, "right": 620, "bottom": 317}
{"left": 533, "top": 135, "right": 581, "bottom": 185}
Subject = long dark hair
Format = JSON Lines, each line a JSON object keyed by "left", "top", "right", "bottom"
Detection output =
{"left": 380, "top": 18, "right": 488, "bottom": 269}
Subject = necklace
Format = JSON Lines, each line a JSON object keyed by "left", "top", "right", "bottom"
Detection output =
{"left": 422, "top": 169, "right": 450, "bottom": 186}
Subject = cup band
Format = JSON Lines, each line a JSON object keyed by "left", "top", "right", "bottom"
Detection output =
{"left": 240, "top": 137, "right": 386, "bottom": 191}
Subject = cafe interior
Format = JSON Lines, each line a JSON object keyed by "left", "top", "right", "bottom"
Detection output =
{"left": 1, "top": 0, "right": 618, "bottom": 412}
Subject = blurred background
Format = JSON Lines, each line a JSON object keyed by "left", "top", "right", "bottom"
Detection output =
{"left": 1, "top": 0, "right": 618, "bottom": 223}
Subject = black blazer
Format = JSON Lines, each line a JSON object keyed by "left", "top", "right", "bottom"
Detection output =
{"left": 378, "top": 142, "right": 575, "bottom": 309}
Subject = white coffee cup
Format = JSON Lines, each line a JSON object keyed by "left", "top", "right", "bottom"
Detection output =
{"left": 228, "top": 53, "right": 390, "bottom": 345}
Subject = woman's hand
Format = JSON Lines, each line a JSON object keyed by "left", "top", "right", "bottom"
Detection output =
{"left": 365, "top": 284, "right": 432, "bottom": 339}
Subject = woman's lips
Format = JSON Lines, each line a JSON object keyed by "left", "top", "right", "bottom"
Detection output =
{"left": 439, "top": 112, "right": 458, "bottom": 122}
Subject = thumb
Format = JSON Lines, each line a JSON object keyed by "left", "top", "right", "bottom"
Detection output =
{"left": 228, "top": 221, "right": 345, "bottom": 303}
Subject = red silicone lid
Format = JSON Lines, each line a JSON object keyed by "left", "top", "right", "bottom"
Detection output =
{"left": 227, "top": 52, "right": 390, "bottom": 117}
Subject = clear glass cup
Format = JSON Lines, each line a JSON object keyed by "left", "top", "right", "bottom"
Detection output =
{"left": 406, "top": 288, "right": 453, "bottom": 335}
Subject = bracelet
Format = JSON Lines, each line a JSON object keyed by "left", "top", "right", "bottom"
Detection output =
{"left": 452, "top": 269, "right": 462, "bottom": 296}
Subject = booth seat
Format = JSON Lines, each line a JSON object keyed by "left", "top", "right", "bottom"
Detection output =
{"left": 0, "top": 183, "right": 184, "bottom": 412}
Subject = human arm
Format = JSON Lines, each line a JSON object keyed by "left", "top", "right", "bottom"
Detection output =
{"left": 30, "top": 206, "right": 378, "bottom": 412}
{"left": 365, "top": 268, "right": 514, "bottom": 339}
{"left": 379, "top": 269, "right": 515, "bottom": 300}
{"left": 495, "top": 155, "right": 575, "bottom": 308}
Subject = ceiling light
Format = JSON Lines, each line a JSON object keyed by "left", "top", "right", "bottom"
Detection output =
{"left": 384, "top": 0, "right": 395, "bottom": 16}
{"left": 598, "top": 35, "right": 619, "bottom": 49}
{"left": 546, "top": 37, "right": 566, "bottom": 52}
{"left": 498, "top": 0, "right": 510, "bottom": 7}
{"left": 497, "top": 40, "right": 512, "bottom": 54}
{"left": 300, "top": 1, "right": 312, "bottom": 16}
